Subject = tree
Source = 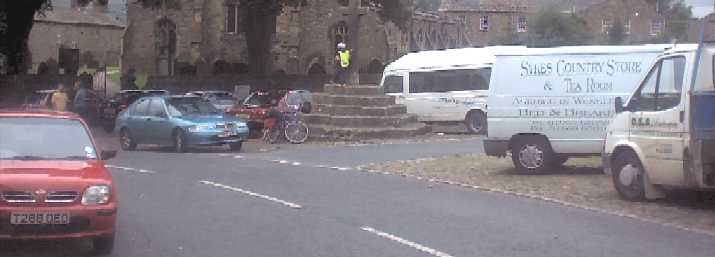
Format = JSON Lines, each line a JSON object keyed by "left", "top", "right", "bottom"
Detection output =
{"left": 0, "top": 0, "right": 50, "bottom": 75}
{"left": 608, "top": 20, "right": 626, "bottom": 45}
{"left": 415, "top": 0, "right": 441, "bottom": 11}
{"left": 529, "top": 8, "right": 592, "bottom": 47}
{"left": 650, "top": 0, "right": 693, "bottom": 42}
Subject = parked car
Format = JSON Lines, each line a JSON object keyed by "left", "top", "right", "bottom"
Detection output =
{"left": 0, "top": 111, "right": 118, "bottom": 255}
{"left": 185, "top": 90, "right": 236, "bottom": 111}
{"left": 22, "top": 89, "right": 56, "bottom": 110}
{"left": 115, "top": 95, "right": 249, "bottom": 152}
{"left": 226, "top": 89, "right": 312, "bottom": 131}
{"left": 99, "top": 90, "right": 170, "bottom": 132}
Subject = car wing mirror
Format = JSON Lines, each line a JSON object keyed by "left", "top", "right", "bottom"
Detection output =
{"left": 101, "top": 150, "right": 117, "bottom": 160}
{"left": 615, "top": 97, "right": 625, "bottom": 113}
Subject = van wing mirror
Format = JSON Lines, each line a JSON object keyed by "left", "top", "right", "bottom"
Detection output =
{"left": 614, "top": 97, "right": 625, "bottom": 113}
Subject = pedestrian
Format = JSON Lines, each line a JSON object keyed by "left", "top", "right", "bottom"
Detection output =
{"left": 50, "top": 83, "right": 70, "bottom": 112}
{"left": 73, "top": 81, "right": 91, "bottom": 121}
{"left": 334, "top": 42, "right": 350, "bottom": 86}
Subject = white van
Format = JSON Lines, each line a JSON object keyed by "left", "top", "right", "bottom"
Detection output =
{"left": 484, "top": 45, "right": 672, "bottom": 173}
{"left": 380, "top": 47, "right": 523, "bottom": 134}
{"left": 604, "top": 43, "right": 715, "bottom": 201}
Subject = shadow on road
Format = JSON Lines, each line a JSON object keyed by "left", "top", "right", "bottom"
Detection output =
{"left": 0, "top": 239, "right": 93, "bottom": 257}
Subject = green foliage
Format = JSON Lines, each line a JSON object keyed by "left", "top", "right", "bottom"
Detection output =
{"left": 608, "top": 20, "right": 626, "bottom": 45}
{"left": 530, "top": 8, "right": 592, "bottom": 47}
{"left": 415, "top": 0, "right": 441, "bottom": 11}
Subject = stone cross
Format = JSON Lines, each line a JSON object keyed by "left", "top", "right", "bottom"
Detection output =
{"left": 340, "top": 0, "right": 368, "bottom": 85}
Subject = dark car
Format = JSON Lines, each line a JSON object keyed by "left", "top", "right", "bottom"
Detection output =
{"left": 99, "top": 90, "right": 170, "bottom": 132}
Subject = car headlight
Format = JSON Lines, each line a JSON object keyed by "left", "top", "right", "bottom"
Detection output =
{"left": 188, "top": 124, "right": 213, "bottom": 132}
{"left": 82, "top": 185, "right": 111, "bottom": 205}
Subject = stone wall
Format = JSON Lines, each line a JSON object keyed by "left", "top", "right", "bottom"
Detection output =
{"left": 29, "top": 21, "right": 123, "bottom": 67}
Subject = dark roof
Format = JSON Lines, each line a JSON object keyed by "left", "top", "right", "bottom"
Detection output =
{"left": 35, "top": 8, "right": 125, "bottom": 28}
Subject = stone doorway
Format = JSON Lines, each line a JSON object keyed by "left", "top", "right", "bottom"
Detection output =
{"left": 155, "top": 18, "right": 177, "bottom": 76}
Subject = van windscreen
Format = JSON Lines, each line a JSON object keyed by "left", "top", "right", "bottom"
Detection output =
{"left": 409, "top": 68, "right": 490, "bottom": 93}
{"left": 383, "top": 76, "right": 403, "bottom": 93}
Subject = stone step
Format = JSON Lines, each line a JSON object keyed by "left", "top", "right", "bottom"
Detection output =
{"left": 312, "top": 93, "right": 395, "bottom": 107}
{"left": 313, "top": 104, "right": 407, "bottom": 117}
{"left": 302, "top": 113, "right": 418, "bottom": 128}
{"left": 307, "top": 123, "right": 431, "bottom": 141}
{"left": 323, "top": 84, "right": 384, "bottom": 95}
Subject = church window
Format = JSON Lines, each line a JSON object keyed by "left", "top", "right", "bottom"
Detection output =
{"left": 517, "top": 15, "right": 528, "bottom": 33}
{"left": 226, "top": 4, "right": 239, "bottom": 34}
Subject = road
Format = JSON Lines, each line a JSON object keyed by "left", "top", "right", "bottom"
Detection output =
{"left": 2, "top": 136, "right": 715, "bottom": 257}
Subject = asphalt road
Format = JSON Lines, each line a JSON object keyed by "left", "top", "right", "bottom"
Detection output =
{"left": 2, "top": 137, "right": 715, "bottom": 257}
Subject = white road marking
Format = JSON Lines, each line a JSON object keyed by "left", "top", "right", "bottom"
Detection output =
{"left": 279, "top": 160, "right": 290, "bottom": 164}
{"left": 360, "top": 226, "right": 455, "bottom": 257}
{"left": 105, "top": 165, "right": 156, "bottom": 174}
{"left": 233, "top": 155, "right": 244, "bottom": 159}
{"left": 199, "top": 180, "right": 302, "bottom": 209}
{"left": 292, "top": 162, "right": 302, "bottom": 166}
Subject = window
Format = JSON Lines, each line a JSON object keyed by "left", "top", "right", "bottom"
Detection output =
{"left": 656, "top": 57, "right": 685, "bottom": 110}
{"left": 409, "top": 69, "right": 491, "bottom": 93}
{"left": 630, "top": 56, "right": 685, "bottom": 111}
{"left": 624, "top": 17, "right": 631, "bottom": 35}
{"left": 480, "top": 16, "right": 489, "bottom": 32}
{"left": 148, "top": 99, "right": 166, "bottom": 117}
{"left": 650, "top": 19, "right": 664, "bottom": 36}
{"left": 0, "top": 118, "right": 97, "bottom": 160}
{"left": 226, "top": 4, "right": 239, "bottom": 34}
{"left": 602, "top": 19, "right": 613, "bottom": 34}
{"left": 517, "top": 16, "right": 528, "bottom": 33}
{"left": 383, "top": 76, "right": 403, "bottom": 93}
{"left": 132, "top": 99, "right": 150, "bottom": 116}
{"left": 168, "top": 98, "right": 220, "bottom": 116}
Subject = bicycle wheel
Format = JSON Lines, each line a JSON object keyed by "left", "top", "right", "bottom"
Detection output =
{"left": 285, "top": 121, "right": 309, "bottom": 144}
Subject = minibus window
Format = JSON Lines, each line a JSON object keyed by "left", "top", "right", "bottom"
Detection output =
{"left": 409, "top": 69, "right": 489, "bottom": 93}
{"left": 383, "top": 76, "right": 404, "bottom": 93}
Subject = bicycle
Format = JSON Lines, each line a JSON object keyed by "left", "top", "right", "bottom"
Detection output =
{"left": 262, "top": 111, "right": 309, "bottom": 144}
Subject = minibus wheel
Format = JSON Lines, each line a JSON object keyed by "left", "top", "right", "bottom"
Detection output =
{"left": 466, "top": 111, "right": 487, "bottom": 134}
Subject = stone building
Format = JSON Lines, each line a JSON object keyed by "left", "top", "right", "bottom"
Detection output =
{"left": 439, "top": 0, "right": 678, "bottom": 46}
{"left": 121, "top": 0, "right": 463, "bottom": 77}
{"left": 28, "top": 5, "right": 125, "bottom": 70}
{"left": 578, "top": 0, "right": 668, "bottom": 44}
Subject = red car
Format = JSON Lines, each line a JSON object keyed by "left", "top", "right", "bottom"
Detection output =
{"left": 0, "top": 111, "right": 118, "bottom": 255}
{"left": 227, "top": 89, "right": 312, "bottom": 131}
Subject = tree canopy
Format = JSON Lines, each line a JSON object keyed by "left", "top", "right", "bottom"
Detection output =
{"left": 529, "top": 8, "right": 592, "bottom": 47}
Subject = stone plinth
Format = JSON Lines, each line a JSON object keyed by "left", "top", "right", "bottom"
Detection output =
{"left": 303, "top": 84, "right": 429, "bottom": 141}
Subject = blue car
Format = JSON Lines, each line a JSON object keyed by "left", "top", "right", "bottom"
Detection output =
{"left": 115, "top": 95, "right": 249, "bottom": 152}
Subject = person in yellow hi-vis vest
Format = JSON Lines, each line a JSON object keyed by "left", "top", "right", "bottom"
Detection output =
{"left": 334, "top": 42, "right": 350, "bottom": 86}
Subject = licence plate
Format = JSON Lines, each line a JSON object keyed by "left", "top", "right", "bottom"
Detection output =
{"left": 218, "top": 131, "right": 238, "bottom": 138}
{"left": 10, "top": 212, "right": 70, "bottom": 225}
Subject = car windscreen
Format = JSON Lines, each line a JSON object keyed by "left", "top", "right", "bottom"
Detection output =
{"left": 244, "top": 93, "right": 273, "bottom": 106}
{"left": 167, "top": 98, "right": 220, "bottom": 116}
{"left": 0, "top": 117, "right": 97, "bottom": 161}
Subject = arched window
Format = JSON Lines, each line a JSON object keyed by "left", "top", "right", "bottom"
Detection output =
{"left": 155, "top": 18, "right": 177, "bottom": 76}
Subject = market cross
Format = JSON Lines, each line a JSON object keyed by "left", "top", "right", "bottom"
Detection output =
{"left": 339, "top": 0, "right": 368, "bottom": 85}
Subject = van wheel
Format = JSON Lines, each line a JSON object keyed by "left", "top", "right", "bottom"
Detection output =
{"left": 465, "top": 111, "right": 487, "bottom": 134}
{"left": 612, "top": 151, "right": 646, "bottom": 201}
{"left": 511, "top": 136, "right": 554, "bottom": 174}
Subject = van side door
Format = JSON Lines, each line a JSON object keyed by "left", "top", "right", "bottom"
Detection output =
{"left": 627, "top": 56, "right": 688, "bottom": 185}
